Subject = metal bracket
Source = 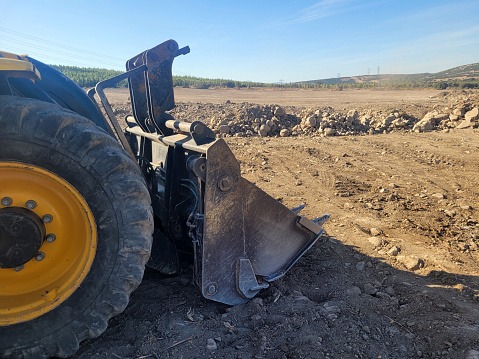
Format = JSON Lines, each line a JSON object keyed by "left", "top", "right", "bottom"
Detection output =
{"left": 237, "top": 258, "right": 269, "bottom": 299}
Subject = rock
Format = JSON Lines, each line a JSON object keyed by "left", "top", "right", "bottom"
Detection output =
{"left": 218, "top": 125, "right": 230, "bottom": 134}
{"left": 274, "top": 106, "right": 286, "bottom": 118}
{"left": 385, "top": 286, "right": 395, "bottom": 296}
{"left": 303, "top": 116, "right": 316, "bottom": 127}
{"left": 444, "top": 209, "right": 456, "bottom": 217}
{"left": 345, "top": 286, "right": 362, "bottom": 296}
{"left": 347, "top": 109, "right": 358, "bottom": 120}
{"left": 370, "top": 228, "right": 382, "bottom": 236}
{"left": 433, "top": 113, "right": 449, "bottom": 122}
{"left": 323, "top": 127, "right": 336, "bottom": 136}
{"left": 383, "top": 115, "right": 396, "bottom": 127}
{"left": 324, "top": 304, "right": 341, "bottom": 313}
{"left": 388, "top": 246, "right": 400, "bottom": 256}
{"left": 461, "top": 204, "right": 472, "bottom": 210}
{"left": 457, "top": 118, "right": 475, "bottom": 129}
{"left": 392, "top": 118, "right": 406, "bottom": 128}
{"left": 207, "top": 338, "right": 217, "bottom": 350}
{"left": 397, "top": 255, "right": 424, "bottom": 271}
{"left": 465, "top": 108, "right": 479, "bottom": 122}
{"left": 364, "top": 283, "right": 377, "bottom": 295}
{"left": 279, "top": 129, "right": 291, "bottom": 137}
{"left": 466, "top": 349, "right": 479, "bottom": 359}
{"left": 356, "top": 261, "right": 365, "bottom": 271}
{"left": 326, "top": 313, "right": 338, "bottom": 321}
{"left": 422, "top": 122, "right": 434, "bottom": 131}
{"left": 453, "top": 108, "right": 465, "bottom": 116}
{"left": 209, "top": 116, "right": 218, "bottom": 126}
{"left": 389, "top": 183, "right": 398, "bottom": 188}
{"left": 249, "top": 297, "right": 264, "bottom": 308}
{"left": 260, "top": 124, "right": 271, "bottom": 133}
{"left": 368, "top": 237, "right": 384, "bottom": 247}
{"left": 431, "top": 193, "right": 445, "bottom": 199}
{"left": 413, "top": 113, "right": 436, "bottom": 132}
{"left": 259, "top": 129, "right": 268, "bottom": 137}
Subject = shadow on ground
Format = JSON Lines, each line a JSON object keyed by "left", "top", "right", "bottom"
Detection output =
{"left": 72, "top": 231, "right": 479, "bottom": 359}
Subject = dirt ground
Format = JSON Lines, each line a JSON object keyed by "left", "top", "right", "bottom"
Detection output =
{"left": 73, "top": 88, "right": 479, "bottom": 359}
{"left": 103, "top": 87, "right": 448, "bottom": 113}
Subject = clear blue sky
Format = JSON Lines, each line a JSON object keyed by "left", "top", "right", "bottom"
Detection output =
{"left": 1, "top": 0, "right": 478, "bottom": 83}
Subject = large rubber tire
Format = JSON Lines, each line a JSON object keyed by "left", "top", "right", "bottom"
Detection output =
{"left": 0, "top": 96, "right": 153, "bottom": 358}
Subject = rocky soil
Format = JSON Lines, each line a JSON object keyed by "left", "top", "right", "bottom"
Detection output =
{"left": 166, "top": 90, "right": 478, "bottom": 138}
{"left": 74, "top": 89, "right": 479, "bottom": 359}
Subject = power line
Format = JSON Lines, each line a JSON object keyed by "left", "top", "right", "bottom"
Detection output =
{"left": 0, "top": 27, "right": 125, "bottom": 61}
{"left": 0, "top": 37, "right": 124, "bottom": 68}
{"left": 0, "top": 43, "right": 117, "bottom": 68}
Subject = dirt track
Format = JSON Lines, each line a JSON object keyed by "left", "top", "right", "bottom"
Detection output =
{"left": 75, "top": 88, "right": 479, "bottom": 359}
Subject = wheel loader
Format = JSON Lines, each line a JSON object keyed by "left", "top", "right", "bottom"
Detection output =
{"left": 0, "top": 39, "right": 328, "bottom": 358}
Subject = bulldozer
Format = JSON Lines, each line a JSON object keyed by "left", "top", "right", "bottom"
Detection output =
{"left": 0, "top": 39, "right": 328, "bottom": 358}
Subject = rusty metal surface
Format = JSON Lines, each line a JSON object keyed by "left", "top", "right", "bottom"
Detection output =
{"left": 201, "top": 139, "right": 244, "bottom": 304}
{"left": 200, "top": 138, "right": 326, "bottom": 305}
{"left": 242, "top": 179, "right": 323, "bottom": 281}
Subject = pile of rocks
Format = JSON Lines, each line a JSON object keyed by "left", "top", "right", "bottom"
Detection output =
{"left": 162, "top": 90, "right": 479, "bottom": 138}
{"left": 208, "top": 104, "right": 299, "bottom": 138}
{"left": 413, "top": 105, "right": 479, "bottom": 132}
{"left": 202, "top": 104, "right": 419, "bottom": 138}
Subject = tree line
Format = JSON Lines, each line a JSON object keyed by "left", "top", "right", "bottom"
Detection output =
{"left": 50, "top": 64, "right": 479, "bottom": 90}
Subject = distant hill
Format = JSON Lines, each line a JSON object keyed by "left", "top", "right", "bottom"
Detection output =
{"left": 299, "top": 63, "right": 479, "bottom": 87}
{"left": 50, "top": 63, "right": 479, "bottom": 90}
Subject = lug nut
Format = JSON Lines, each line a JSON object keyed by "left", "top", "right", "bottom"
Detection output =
{"left": 42, "top": 214, "right": 53, "bottom": 223}
{"left": 35, "top": 252, "right": 45, "bottom": 261}
{"left": 1, "top": 197, "right": 13, "bottom": 206}
{"left": 14, "top": 265, "right": 24, "bottom": 272}
{"left": 26, "top": 200, "right": 37, "bottom": 209}
{"left": 46, "top": 233, "right": 56, "bottom": 243}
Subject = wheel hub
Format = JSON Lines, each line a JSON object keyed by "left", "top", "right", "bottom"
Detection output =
{"left": 0, "top": 162, "right": 97, "bottom": 325}
{"left": 0, "top": 207, "right": 45, "bottom": 268}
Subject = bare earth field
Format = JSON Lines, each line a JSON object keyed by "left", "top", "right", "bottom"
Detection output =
{"left": 104, "top": 87, "right": 447, "bottom": 112}
{"left": 75, "top": 88, "right": 479, "bottom": 359}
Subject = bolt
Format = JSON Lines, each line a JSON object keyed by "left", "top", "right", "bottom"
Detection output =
{"left": 207, "top": 284, "right": 217, "bottom": 295}
{"left": 46, "top": 233, "right": 56, "bottom": 243}
{"left": 1, "top": 197, "right": 12, "bottom": 206}
{"left": 14, "top": 265, "right": 24, "bottom": 272}
{"left": 193, "top": 123, "right": 204, "bottom": 135}
{"left": 26, "top": 200, "right": 37, "bottom": 209}
{"left": 42, "top": 214, "right": 53, "bottom": 223}
{"left": 218, "top": 176, "right": 234, "bottom": 192}
{"left": 35, "top": 252, "right": 45, "bottom": 261}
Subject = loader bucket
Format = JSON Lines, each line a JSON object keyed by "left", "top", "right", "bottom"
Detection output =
{"left": 91, "top": 39, "right": 329, "bottom": 306}
{"left": 201, "top": 139, "right": 328, "bottom": 305}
